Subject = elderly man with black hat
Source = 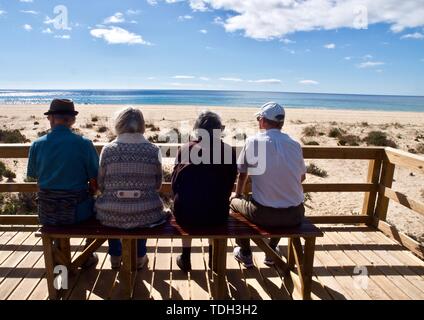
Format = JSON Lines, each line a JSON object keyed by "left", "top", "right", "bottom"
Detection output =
{"left": 27, "top": 99, "right": 99, "bottom": 267}
{"left": 231, "top": 102, "right": 307, "bottom": 268}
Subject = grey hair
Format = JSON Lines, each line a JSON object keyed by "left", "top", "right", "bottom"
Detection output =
{"left": 193, "top": 111, "right": 223, "bottom": 139}
{"left": 50, "top": 114, "right": 76, "bottom": 124}
{"left": 114, "top": 107, "right": 145, "bottom": 135}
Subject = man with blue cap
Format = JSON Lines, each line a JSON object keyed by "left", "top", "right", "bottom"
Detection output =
{"left": 231, "top": 101, "right": 307, "bottom": 268}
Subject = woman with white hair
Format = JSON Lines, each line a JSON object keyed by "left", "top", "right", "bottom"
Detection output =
{"left": 96, "top": 107, "right": 169, "bottom": 269}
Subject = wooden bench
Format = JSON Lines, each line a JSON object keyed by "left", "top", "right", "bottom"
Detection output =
{"left": 36, "top": 212, "right": 323, "bottom": 300}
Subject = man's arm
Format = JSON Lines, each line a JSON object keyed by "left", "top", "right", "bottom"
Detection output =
{"left": 233, "top": 172, "right": 249, "bottom": 198}
{"left": 89, "top": 178, "right": 98, "bottom": 196}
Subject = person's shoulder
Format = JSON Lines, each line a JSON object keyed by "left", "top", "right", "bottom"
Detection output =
{"left": 281, "top": 133, "right": 302, "bottom": 149}
{"left": 75, "top": 134, "right": 97, "bottom": 148}
{"left": 245, "top": 132, "right": 262, "bottom": 144}
{"left": 31, "top": 135, "right": 47, "bottom": 145}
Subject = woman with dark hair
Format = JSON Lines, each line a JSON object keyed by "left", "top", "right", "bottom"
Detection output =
{"left": 171, "top": 111, "right": 238, "bottom": 272}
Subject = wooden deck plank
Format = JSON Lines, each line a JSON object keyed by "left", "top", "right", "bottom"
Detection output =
{"left": 61, "top": 238, "right": 93, "bottom": 300}
{"left": 88, "top": 242, "right": 118, "bottom": 300}
{"left": 341, "top": 230, "right": 411, "bottom": 300}
{"left": 7, "top": 249, "right": 45, "bottom": 300}
{"left": 239, "top": 240, "right": 272, "bottom": 300}
{"left": 132, "top": 238, "right": 157, "bottom": 300}
{"left": 278, "top": 238, "right": 335, "bottom": 301}
{"left": 0, "top": 231, "right": 18, "bottom": 248}
{"left": 310, "top": 249, "right": 348, "bottom": 300}
{"left": 0, "top": 231, "right": 32, "bottom": 265}
{"left": 353, "top": 230, "right": 424, "bottom": 299}
{"left": 347, "top": 231, "right": 413, "bottom": 300}
{"left": 316, "top": 232, "right": 372, "bottom": 300}
{"left": 0, "top": 232, "right": 38, "bottom": 286}
{"left": 149, "top": 238, "right": 172, "bottom": 300}
{"left": 0, "top": 235, "right": 42, "bottom": 299}
{"left": 326, "top": 230, "right": 391, "bottom": 300}
{"left": 189, "top": 238, "right": 211, "bottom": 300}
{"left": 68, "top": 246, "right": 108, "bottom": 300}
{"left": 27, "top": 238, "right": 84, "bottom": 300}
{"left": 251, "top": 239, "right": 292, "bottom": 300}
{"left": 365, "top": 231, "right": 424, "bottom": 295}
{"left": 170, "top": 238, "right": 190, "bottom": 300}
{"left": 225, "top": 239, "right": 251, "bottom": 300}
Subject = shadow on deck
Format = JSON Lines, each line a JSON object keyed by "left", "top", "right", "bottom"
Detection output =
{"left": 1, "top": 224, "right": 423, "bottom": 300}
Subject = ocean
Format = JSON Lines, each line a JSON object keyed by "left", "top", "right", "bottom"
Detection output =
{"left": 0, "top": 89, "right": 423, "bottom": 112}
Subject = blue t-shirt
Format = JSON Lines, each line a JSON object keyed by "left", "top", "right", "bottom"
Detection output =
{"left": 27, "top": 125, "right": 99, "bottom": 221}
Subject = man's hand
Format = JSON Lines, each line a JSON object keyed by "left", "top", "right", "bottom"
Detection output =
{"left": 230, "top": 192, "right": 243, "bottom": 202}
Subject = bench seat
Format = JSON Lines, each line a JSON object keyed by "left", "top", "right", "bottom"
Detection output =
{"left": 36, "top": 212, "right": 323, "bottom": 300}
{"left": 36, "top": 212, "right": 322, "bottom": 239}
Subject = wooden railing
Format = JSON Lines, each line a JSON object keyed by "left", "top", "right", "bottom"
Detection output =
{"left": 1, "top": 143, "right": 423, "bottom": 258}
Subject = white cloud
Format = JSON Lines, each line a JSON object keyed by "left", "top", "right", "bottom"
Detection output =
{"left": 23, "top": 24, "right": 32, "bottom": 31}
{"left": 401, "top": 32, "right": 424, "bottom": 40}
{"left": 178, "top": 15, "right": 193, "bottom": 21}
{"left": 147, "top": 0, "right": 158, "bottom": 5}
{"left": 199, "top": 77, "right": 210, "bottom": 81}
{"left": 90, "top": 26, "right": 151, "bottom": 45}
{"left": 54, "top": 35, "right": 71, "bottom": 40}
{"left": 104, "top": 12, "right": 125, "bottom": 24}
{"left": 280, "top": 38, "right": 295, "bottom": 44}
{"left": 249, "top": 79, "right": 282, "bottom": 84}
{"left": 178, "top": 1, "right": 424, "bottom": 40}
{"left": 127, "top": 9, "right": 141, "bottom": 15}
{"left": 344, "top": 56, "right": 352, "bottom": 60}
{"left": 219, "top": 77, "right": 243, "bottom": 82}
{"left": 42, "top": 28, "right": 53, "bottom": 34}
{"left": 19, "top": 0, "right": 33, "bottom": 2}
{"left": 199, "top": 29, "right": 208, "bottom": 34}
{"left": 147, "top": 76, "right": 157, "bottom": 80}
{"left": 173, "top": 75, "right": 196, "bottom": 79}
{"left": 0, "top": 10, "right": 6, "bottom": 16}
{"left": 21, "top": 10, "right": 39, "bottom": 15}
{"left": 324, "top": 43, "right": 336, "bottom": 49}
{"left": 357, "top": 61, "right": 385, "bottom": 69}
{"left": 188, "top": 0, "right": 209, "bottom": 12}
{"left": 362, "top": 54, "right": 373, "bottom": 60}
{"left": 299, "top": 80, "right": 319, "bottom": 85}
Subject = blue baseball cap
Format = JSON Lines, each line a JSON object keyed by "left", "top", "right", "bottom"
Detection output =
{"left": 255, "top": 102, "right": 285, "bottom": 123}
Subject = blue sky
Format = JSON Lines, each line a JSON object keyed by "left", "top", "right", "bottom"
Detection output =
{"left": 0, "top": 0, "right": 423, "bottom": 95}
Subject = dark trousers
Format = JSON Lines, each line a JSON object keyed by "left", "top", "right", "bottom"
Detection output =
{"left": 230, "top": 198, "right": 305, "bottom": 254}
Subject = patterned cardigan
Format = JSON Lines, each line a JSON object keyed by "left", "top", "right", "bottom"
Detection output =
{"left": 95, "top": 133, "right": 166, "bottom": 229}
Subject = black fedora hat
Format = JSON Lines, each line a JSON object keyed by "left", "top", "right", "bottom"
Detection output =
{"left": 44, "top": 99, "right": 79, "bottom": 116}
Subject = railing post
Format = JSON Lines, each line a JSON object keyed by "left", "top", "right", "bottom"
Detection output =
{"left": 373, "top": 154, "right": 395, "bottom": 224}
{"left": 361, "top": 158, "right": 382, "bottom": 222}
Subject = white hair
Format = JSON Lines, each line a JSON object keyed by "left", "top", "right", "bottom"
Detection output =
{"left": 114, "top": 107, "right": 145, "bottom": 135}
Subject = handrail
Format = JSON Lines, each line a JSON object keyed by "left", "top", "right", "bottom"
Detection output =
{"left": 0, "top": 182, "right": 378, "bottom": 193}
{"left": 0, "top": 143, "right": 385, "bottom": 159}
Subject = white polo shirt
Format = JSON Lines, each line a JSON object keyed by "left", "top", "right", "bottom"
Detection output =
{"left": 238, "top": 129, "right": 306, "bottom": 208}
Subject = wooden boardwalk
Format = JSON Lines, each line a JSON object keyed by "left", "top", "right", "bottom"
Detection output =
{"left": 0, "top": 225, "right": 423, "bottom": 300}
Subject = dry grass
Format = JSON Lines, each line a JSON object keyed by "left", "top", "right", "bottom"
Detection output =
{"left": 364, "top": 131, "right": 397, "bottom": 148}
{"left": 0, "top": 129, "right": 29, "bottom": 143}
{"left": 302, "top": 125, "right": 318, "bottom": 137}
{"left": 306, "top": 163, "right": 328, "bottom": 178}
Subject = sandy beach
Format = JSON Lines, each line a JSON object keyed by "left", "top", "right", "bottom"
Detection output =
{"left": 1, "top": 104, "right": 423, "bottom": 243}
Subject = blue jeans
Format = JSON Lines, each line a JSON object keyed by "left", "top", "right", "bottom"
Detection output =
{"left": 108, "top": 239, "right": 147, "bottom": 258}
